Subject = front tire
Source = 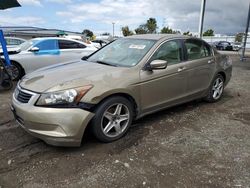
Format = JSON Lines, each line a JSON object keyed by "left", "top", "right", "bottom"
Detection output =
{"left": 9, "top": 62, "right": 24, "bottom": 81}
{"left": 91, "top": 96, "right": 133, "bottom": 143}
{"left": 205, "top": 74, "right": 224, "bottom": 103}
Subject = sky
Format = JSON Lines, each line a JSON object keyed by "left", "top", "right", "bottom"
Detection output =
{"left": 0, "top": 0, "right": 248, "bottom": 36}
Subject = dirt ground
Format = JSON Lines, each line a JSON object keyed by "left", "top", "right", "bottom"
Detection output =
{"left": 0, "top": 53, "right": 250, "bottom": 188}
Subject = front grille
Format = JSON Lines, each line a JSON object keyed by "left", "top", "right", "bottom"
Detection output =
{"left": 16, "top": 89, "right": 32, "bottom": 103}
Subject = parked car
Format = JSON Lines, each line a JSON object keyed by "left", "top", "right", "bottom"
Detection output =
{"left": 213, "top": 41, "right": 233, "bottom": 51}
{"left": 11, "top": 34, "right": 232, "bottom": 147}
{"left": 0, "top": 37, "right": 26, "bottom": 54}
{"left": 4, "top": 37, "right": 26, "bottom": 48}
{"left": 232, "top": 42, "right": 242, "bottom": 51}
{"left": 4, "top": 37, "right": 97, "bottom": 80}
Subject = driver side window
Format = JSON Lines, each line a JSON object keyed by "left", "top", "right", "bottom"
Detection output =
{"left": 150, "top": 40, "right": 181, "bottom": 65}
{"left": 34, "top": 39, "right": 58, "bottom": 51}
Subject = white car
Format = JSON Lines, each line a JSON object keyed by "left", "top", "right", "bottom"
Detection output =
{"left": 233, "top": 42, "right": 242, "bottom": 51}
{"left": 5, "top": 37, "right": 97, "bottom": 80}
{"left": 3, "top": 37, "right": 26, "bottom": 48}
{"left": 0, "top": 37, "right": 26, "bottom": 54}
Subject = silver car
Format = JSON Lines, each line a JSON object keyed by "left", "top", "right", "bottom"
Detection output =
{"left": 7, "top": 37, "right": 97, "bottom": 80}
{"left": 3, "top": 37, "right": 26, "bottom": 48}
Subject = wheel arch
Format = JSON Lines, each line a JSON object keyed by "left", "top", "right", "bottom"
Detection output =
{"left": 217, "top": 71, "right": 226, "bottom": 81}
{"left": 94, "top": 92, "right": 139, "bottom": 119}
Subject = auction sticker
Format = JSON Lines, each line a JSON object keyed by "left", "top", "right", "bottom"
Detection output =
{"left": 129, "top": 45, "right": 146, "bottom": 49}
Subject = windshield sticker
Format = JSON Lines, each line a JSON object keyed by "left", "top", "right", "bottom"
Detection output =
{"left": 129, "top": 45, "right": 146, "bottom": 50}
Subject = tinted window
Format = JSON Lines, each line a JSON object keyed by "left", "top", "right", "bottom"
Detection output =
{"left": 150, "top": 40, "right": 181, "bottom": 65}
{"left": 58, "top": 40, "right": 86, "bottom": 49}
{"left": 35, "top": 39, "right": 58, "bottom": 51}
{"left": 185, "top": 39, "right": 211, "bottom": 60}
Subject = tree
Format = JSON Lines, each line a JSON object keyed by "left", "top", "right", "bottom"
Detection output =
{"left": 135, "top": 24, "right": 148, "bottom": 34}
{"left": 161, "top": 26, "right": 179, "bottom": 34}
{"left": 146, "top": 17, "right": 157, "bottom": 34}
{"left": 121, "top": 26, "right": 133, "bottom": 36}
{"left": 135, "top": 17, "right": 158, "bottom": 34}
{"left": 203, "top": 29, "right": 214, "bottom": 36}
{"left": 235, "top": 33, "right": 244, "bottom": 42}
{"left": 82, "top": 29, "right": 94, "bottom": 38}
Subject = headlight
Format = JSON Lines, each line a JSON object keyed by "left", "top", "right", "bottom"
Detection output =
{"left": 36, "top": 85, "right": 93, "bottom": 106}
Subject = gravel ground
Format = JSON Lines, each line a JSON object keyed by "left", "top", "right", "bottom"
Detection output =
{"left": 0, "top": 54, "right": 250, "bottom": 188}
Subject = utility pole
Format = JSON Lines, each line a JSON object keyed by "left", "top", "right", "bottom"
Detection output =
{"left": 241, "top": 2, "right": 250, "bottom": 61}
{"left": 198, "top": 0, "right": 206, "bottom": 38}
{"left": 112, "top": 22, "right": 115, "bottom": 37}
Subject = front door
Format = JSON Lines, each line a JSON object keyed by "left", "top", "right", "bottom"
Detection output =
{"left": 139, "top": 39, "right": 188, "bottom": 114}
{"left": 23, "top": 39, "right": 61, "bottom": 73}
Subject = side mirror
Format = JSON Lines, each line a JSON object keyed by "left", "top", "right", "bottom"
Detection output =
{"left": 29, "top": 47, "right": 39, "bottom": 52}
{"left": 147, "top": 60, "right": 168, "bottom": 71}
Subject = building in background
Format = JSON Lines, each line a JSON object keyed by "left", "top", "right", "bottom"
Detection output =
{"left": 0, "top": 26, "right": 86, "bottom": 41}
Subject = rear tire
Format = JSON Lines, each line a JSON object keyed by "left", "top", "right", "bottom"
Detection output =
{"left": 91, "top": 96, "right": 133, "bottom": 143}
{"left": 205, "top": 74, "right": 224, "bottom": 103}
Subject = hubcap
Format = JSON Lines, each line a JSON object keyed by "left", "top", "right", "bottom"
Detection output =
{"left": 101, "top": 103, "right": 130, "bottom": 138}
{"left": 212, "top": 77, "right": 224, "bottom": 100}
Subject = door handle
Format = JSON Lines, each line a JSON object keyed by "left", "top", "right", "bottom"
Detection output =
{"left": 178, "top": 67, "right": 185, "bottom": 72}
{"left": 208, "top": 59, "right": 215, "bottom": 64}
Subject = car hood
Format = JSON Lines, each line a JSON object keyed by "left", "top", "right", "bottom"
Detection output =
{"left": 20, "top": 60, "right": 131, "bottom": 93}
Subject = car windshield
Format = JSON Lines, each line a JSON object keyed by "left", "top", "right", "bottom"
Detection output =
{"left": 19, "top": 39, "right": 39, "bottom": 51}
{"left": 88, "top": 38, "right": 156, "bottom": 67}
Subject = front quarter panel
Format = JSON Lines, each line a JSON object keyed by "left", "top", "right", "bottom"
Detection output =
{"left": 80, "top": 67, "right": 141, "bottom": 110}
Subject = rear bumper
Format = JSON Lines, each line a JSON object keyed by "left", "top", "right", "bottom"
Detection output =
{"left": 11, "top": 89, "right": 95, "bottom": 147}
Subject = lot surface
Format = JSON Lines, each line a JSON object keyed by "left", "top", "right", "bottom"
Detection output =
{"left": 0, "top": 54, "right": 250, "bottom": 188}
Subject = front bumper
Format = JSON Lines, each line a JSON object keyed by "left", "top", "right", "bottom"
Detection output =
{"left": 11, "top": 87, "right": 95, "bottom": 147}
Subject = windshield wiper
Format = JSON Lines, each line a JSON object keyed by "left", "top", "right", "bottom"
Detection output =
{"left": 95, "top": 60, "right": 117, "bottom": 67}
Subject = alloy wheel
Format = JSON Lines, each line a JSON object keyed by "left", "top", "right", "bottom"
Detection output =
{"left": 101, "top": 103, "right": 130, "bottom": 138}
{"left": 212, "top": 77, "right": 224, "bottom": 100}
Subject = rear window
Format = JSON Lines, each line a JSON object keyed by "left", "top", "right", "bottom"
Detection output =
{"left": 58, "top": 40, "right": 86, "bottom": 49}
{"left": 185, "top": 39, "right": 212, "bottom": 60}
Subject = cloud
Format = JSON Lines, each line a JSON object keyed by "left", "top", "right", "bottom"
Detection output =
{"left": 55, "top": 0, "right": 248, "bottom": 35}
{"left": 56, "top": 11, "right": 74, "bottom": 17}
{"left": 18, "top": 0, "right": 42, "bottom": 7}
{"left": 0, "top": 15, "right": 45, "bottom": 26}
{"left": 46, "top": 0, "right": 72, "bottom": 4}
{"left": 57, "top": 0, "right": 153, "bottom": 26}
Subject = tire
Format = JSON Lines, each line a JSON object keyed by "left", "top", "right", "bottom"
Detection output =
{"left": 1, "top": 79, "right": 13, "bottom": 90}
{"left": 9, "top": 62, "right": 24, "bottom": 81}
{"left": 91, "top": 96, "right": 133, "bottom": 143}
{"left": 205, "top": 74, "right": 224, "bottom": 103}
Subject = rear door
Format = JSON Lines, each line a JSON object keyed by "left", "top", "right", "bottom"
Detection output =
{"left": 183, "top": 39, "right": 216, "bottom": 97}
{"left": 58, "top": 39, "right": 91, "bottom": 62}
{"left": 140, "top": 39, "right": 189, "bottom": 114}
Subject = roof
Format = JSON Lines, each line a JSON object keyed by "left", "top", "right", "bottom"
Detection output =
{"left": 0, "top": 26, "right": 83, "bottom": 36}
{"left": 127, "top": 34, "right": 188, "bottom": 40}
